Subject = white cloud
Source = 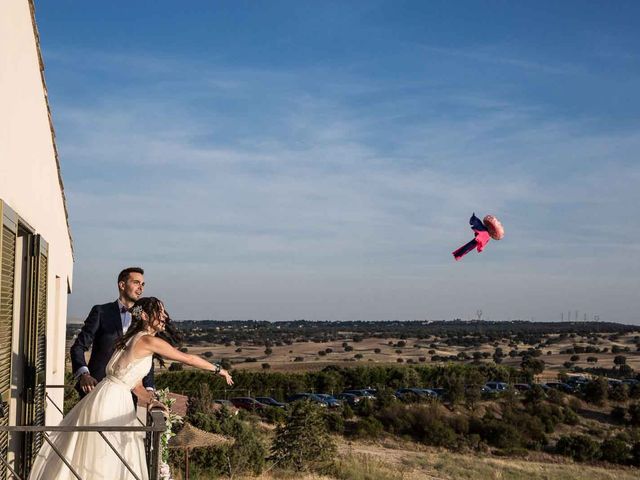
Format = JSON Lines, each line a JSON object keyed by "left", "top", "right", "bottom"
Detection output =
{"left": 51, "top": 51, "right": 640, "bottom": 323}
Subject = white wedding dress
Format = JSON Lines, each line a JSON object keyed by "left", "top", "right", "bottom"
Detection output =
{"left": 29, "top": 332, "right": 153, "bottom": 480}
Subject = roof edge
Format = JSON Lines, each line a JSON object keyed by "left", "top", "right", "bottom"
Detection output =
{"left": 28, "top": 0, "right": 74, "bottom": 258}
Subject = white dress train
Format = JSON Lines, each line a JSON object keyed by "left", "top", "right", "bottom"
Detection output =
{"left": 28, "top": 332, "right": 153, "bottom": 480}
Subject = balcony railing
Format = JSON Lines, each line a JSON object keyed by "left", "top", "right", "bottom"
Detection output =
{"left": 0, "top": 385, "right": 166, "bottom": 480}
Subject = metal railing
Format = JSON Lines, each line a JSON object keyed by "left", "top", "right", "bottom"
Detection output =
{"left": 0, "top": 385, "right": 166, "bottom": 480}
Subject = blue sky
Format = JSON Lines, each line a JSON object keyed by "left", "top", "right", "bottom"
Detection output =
{"left": 36, "top": 1, "right": 640, "bottom": 323}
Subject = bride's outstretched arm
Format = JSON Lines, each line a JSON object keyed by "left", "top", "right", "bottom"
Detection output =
{"left": 137, "top": 335, "right": 234, "bottom": 385}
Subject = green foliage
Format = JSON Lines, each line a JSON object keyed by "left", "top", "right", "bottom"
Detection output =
{"left": 375, "top": 404, "right": 457, "bottom": 448}
{"left": 471, "top": 417, "right": 523, "bottom": 449}
{"left": 562, "top": 407, "right": 579, "bottom": 426}
{"left": 611, "top": 405, "right": 627, "bottom": 423}
{"left": 520, "top": 356, "right": 545, "bottom": 381}
{"left": 270, "top": 401, "right": 337, "bottom": 473}
{"left": 555, "top": 434, "right": 600, "bottom": 462}
{"left": 178, "top": 385, "right": 267, "bottom": 477}
{"left": 609, "top": 383, "right": 629, "bottom": 402}
{"left": 324, "top": 411, "right": 345, "bottom": 434}
{"left": 628, "top": 403, "right": 640, "bottom": 426}
{"left": 600, "top": 437, "right": 630, "bottom": 464}
{"left": 63, "top": 371, "right": 80, "bottom": 414}
{"left": 583, "top": 377, "right": 608, "bottom": 404}
{"left": 352, "top": 416, "right": 384, "bottom": 439}
{"left": 261, "top": 405, "right": 287, "bottom": 424}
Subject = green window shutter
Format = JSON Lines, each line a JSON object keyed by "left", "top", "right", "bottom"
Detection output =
{"left": 23, "top": 235, "right": 48, "bottom": 474}
{"left": 0, "top": 201, "right": 18, "bottom": 480}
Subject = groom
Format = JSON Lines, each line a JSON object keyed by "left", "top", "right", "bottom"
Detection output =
{"left": 70, "top": 267, "right": 155, "bottom": 404}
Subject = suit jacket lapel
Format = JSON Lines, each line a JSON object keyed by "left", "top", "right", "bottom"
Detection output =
{"left": 111, "top": 300, "right": 123, "bottom": 336}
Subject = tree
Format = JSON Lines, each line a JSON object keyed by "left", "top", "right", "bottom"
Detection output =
{"left": 521, "top": 356, "right": 545, "bottom": 381}
{"left": 265, "top": 347, "right": 273, "bottom": 355}
{"left": 270, "top": 401, "right": 336, "bottom": 472}
{"left": 583, "top": 377, "right": 608, "bottom": 405}
{"left": 614, "top": 355, "right": 627, "bottom": 369}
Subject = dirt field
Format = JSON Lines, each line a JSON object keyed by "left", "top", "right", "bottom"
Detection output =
{"left": 152, "top": 332, "right": 640, "bottom": 381}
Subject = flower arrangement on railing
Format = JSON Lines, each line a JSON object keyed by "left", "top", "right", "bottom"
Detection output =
{"left": 154, "top": 388, "right": 183, "bottom": 480}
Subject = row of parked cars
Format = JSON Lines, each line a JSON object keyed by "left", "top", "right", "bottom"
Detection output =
{"left": 216, "top": 377, "right": 640, "bottom": 412}
{"left": 481, "top": 376, "right": 640, "bottom": 396}
{"left": 219, "top": 389, "right": 378, "bottom": 411}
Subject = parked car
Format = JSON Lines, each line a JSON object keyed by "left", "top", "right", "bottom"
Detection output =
{"left": 622, "top": 378, "right": 640, "bottom": 387}
{"left": 483, "top": 381, "right": 509, "bottom": 394}
{"left": 513, "top": 383, "right": 532, "bottom": 392}
{"left": 544, "top": 382, "right": 575, "bottom": 393}
{"left": 335, "top": 392, "right": 361, "bottom": 406}
{"left": 342, "top": 389, "right": 376, "bottom": 400}
{"left": 211, "top": 399, "right": 240, "bottom": 415}
{"left": 395, "top": 388, "right": 437, "bottom": 401}
{"left": 314, "top": 394, "right": 341, "bottom": 408}
{"left": 430, "top": 388, "right": 448, "bottom": 399}
{"left": 230, "top": 397, "right": 267, "bottom": 411}
{"left": 286, "top": 393, "right": 329, "bottom": 407}
{"left": 255, "top": 397, "right": 286, "bottom": 408}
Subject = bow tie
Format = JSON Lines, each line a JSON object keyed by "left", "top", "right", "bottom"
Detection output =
{"left": 121, "top": 306, "right": 128, "bottom": 314}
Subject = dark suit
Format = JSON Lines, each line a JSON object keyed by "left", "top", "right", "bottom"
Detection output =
{"left": 70, "top": 301, "right": 154, "bottom": 397}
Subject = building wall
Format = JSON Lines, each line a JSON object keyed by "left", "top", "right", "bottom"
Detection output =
{"left": 0, "top": 0, "right": 74, "bottom": 423}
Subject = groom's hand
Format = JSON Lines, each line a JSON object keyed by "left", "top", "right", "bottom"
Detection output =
{"left": 79, "top": 373, "right": 98, "bottom": 394}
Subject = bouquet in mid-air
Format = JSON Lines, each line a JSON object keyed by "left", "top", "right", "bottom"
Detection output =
{"left": 452, "top": 213, "right": 504, "bottom": 261}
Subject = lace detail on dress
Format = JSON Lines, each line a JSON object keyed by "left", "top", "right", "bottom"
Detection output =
{"left": 105, "top": 332, "right": 153, "bottom": 390}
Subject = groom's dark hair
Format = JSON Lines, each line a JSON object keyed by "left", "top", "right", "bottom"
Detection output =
{"left": 118, "top": 267, "right": 144, "bottom": 284}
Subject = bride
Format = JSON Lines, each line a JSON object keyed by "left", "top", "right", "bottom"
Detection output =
{"left": 29, "top": 297, "right": 233, "bottom": 480}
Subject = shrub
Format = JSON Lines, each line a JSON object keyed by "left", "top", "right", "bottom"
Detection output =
{"left": 168, "top": 362, "right": 183, "bottom": 371}
{"left": 555, "top": 434, "right": 600, "bottom": 462}
{"left": 373, "top": 348, "right": 381, "bottom": 354}
{"left": 600, "top": 437, "right": 630, "bottom": 464}
{"left": 632, "top": 442, "right": 640, "bottom": 467}
{"left": 270, "top": 401, "right": 336, "bottom": 472}
{"left": 610, "top": 406, "right": 627, "bottom": 423}
{"left": 265, "top": 347, "right": 273, "bottom": 355}
{"left": 583, "top": 377, "right": 608, "bottom": 404}
{"left": 609, "top": 384, "right": 629, "bottom": 402}
{"left": 352, "top": 416, "right": 384, "bottom": 439}
{"left": 177, "top": 410, "right": 266, "bottom": 477}
{"left": 203, "top": 351, "right": 213, "bottom": 358}
{"left": 294, "top": 356, "right": 304, "bottom": 362}
{"left": 563, "top": 407, "right": 579, "bottom": 425}
{"left": 324, "top": 411, "right": 345, "bottom": 434}
{"left": 262, "top": 405, "right": 286, "bottom": 424}
{"left": 472, "top": 418, "right": 523, "bottom": 449}
{"left": 628, "top": 403, "right": 640, "bottom": 426}
{"left": 261, "top": 363, "right": 271, "bottom": 370}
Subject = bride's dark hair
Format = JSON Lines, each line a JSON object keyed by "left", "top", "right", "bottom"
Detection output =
{"left": 114, "top": 296, "right": 183, "bottom": 367}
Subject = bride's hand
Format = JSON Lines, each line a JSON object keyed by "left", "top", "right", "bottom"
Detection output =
{"left": 219, "top": 369, "right": 234, "bottom": 386}
{"left": 147, "top": 399, "right": 169, "bottom": 413}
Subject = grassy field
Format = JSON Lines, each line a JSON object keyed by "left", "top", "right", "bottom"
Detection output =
{"left": 168, "top": 437, "right": 640, "bottom": 480}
